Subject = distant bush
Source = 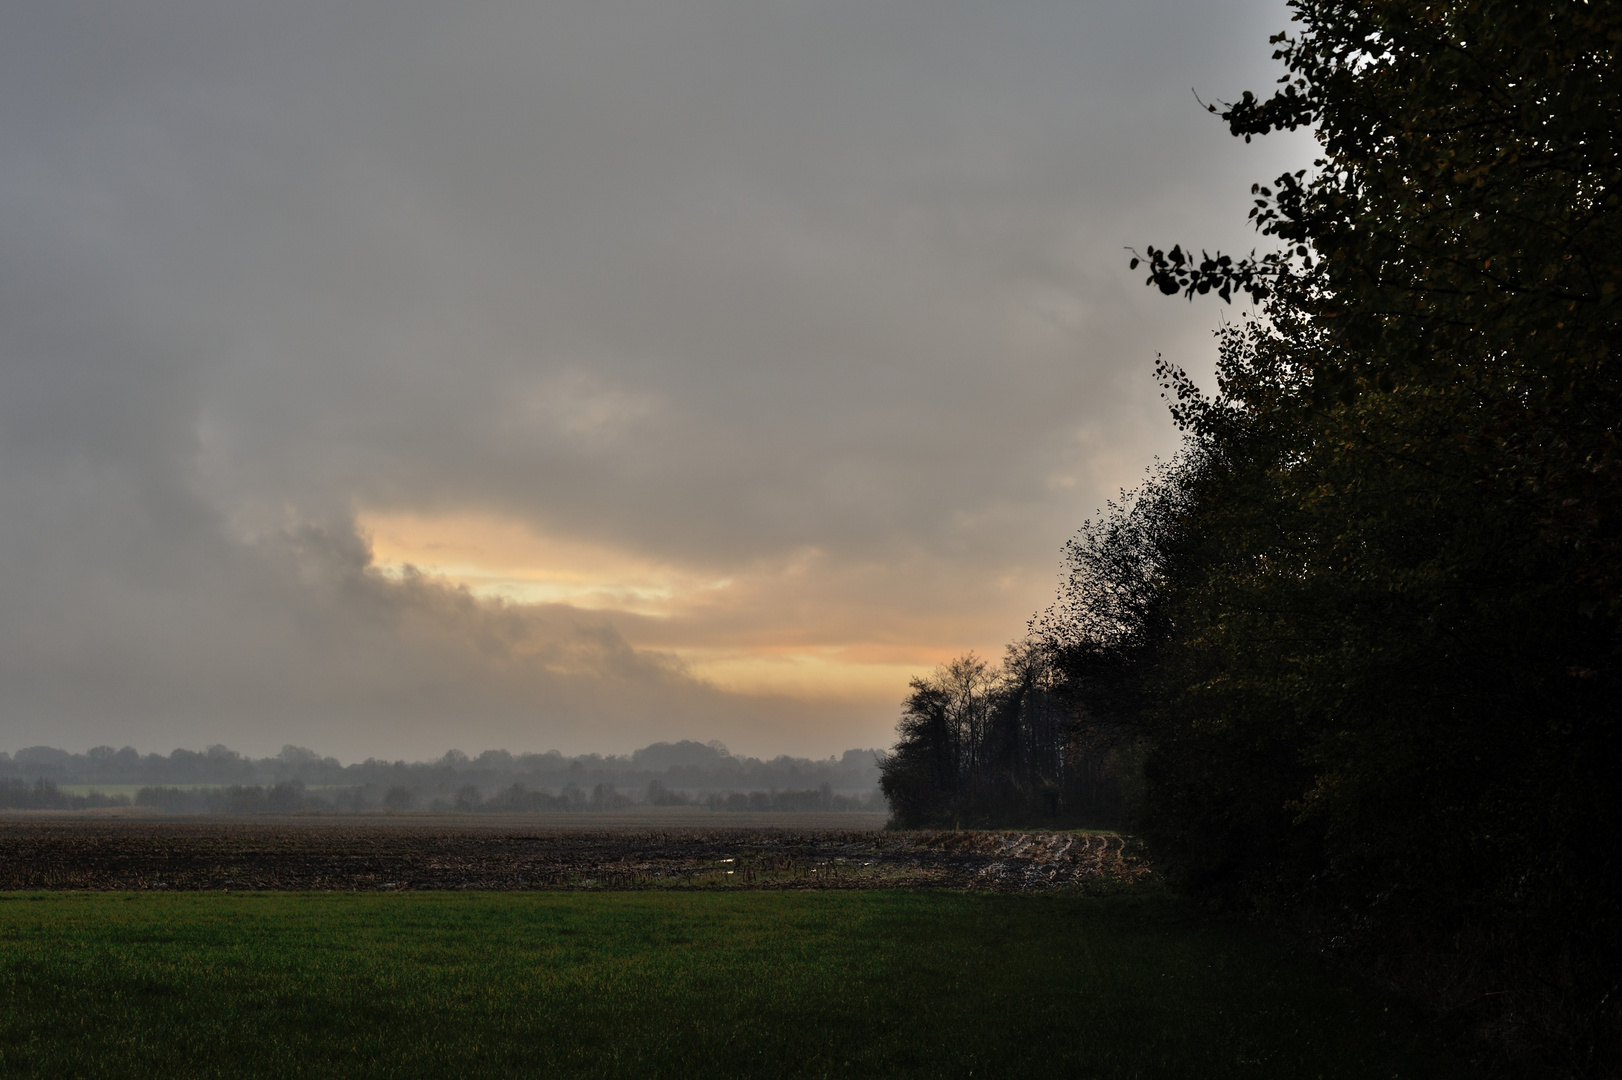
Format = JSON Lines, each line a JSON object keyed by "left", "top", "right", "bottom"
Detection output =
{"left": 133, "top": 781, "right": 318, "bottom": 814}
{"left": 644, "top": 779, "right": 689, "bottom": 806}
{"left": 703, "top": 787, "right": 883, "bottom": 813}
{"left": 483, "top": 783, "right": 562, "bottom": 812}
{"left": 382, "top": 785, "right": 417, "bottom": 811}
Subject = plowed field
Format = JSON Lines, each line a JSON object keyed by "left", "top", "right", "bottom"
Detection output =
{"left": 0, "top": 820, "right": 1145, "bottom": 891}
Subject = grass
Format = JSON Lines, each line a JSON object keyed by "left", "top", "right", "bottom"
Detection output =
{"left": 0, "top": 888, "right": 1461, "bottom": 1079}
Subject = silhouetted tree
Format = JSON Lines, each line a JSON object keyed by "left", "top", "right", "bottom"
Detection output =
{"left": 881, "top": 647, "right": 1127, "bottom": 828}
{"left": 1099, "top": 0, "right": 1622, "bottom": 1068}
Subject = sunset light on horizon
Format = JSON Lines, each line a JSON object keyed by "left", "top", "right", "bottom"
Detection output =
{"left": 0, "top": 0, "right": 1311, "bottom": 761}
{"left": 361, "top": 507, "right": 1026, "bottom": 706}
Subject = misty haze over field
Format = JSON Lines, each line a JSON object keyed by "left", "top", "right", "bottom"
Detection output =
{"left": 0, "top": 740, "right": 885, "bottom": 815}
{"left": 0, "top": 0, "right": 1310, "bottom": 760}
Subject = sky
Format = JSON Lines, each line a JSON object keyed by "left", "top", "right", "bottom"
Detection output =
{"left": 0, "top": 0, "right": 1313, "bottom": 762}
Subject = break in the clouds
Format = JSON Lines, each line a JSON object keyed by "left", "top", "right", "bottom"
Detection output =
{"left": 0, "top": 0, "right": 1313, "bottom": 761}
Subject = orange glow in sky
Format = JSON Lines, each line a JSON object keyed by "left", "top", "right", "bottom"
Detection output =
{"left": 360, "top": 508, "right": 1039, "bottom": 706}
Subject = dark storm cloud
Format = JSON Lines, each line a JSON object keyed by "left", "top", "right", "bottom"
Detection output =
{"left": 0, "top": 0, "right": 1311, "bottom": 759}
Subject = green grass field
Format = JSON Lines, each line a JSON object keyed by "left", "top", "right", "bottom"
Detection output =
{"left": 0, "top": 889, "right": 1460, "bottom": 1079}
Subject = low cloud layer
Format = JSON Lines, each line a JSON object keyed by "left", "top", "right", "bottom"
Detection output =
{"left": 0, "top": 0, "right": 1311, "bottom": 760}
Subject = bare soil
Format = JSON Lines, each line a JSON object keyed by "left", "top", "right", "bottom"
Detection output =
{"left": 0, "top": 819, "right": 1147, "bottom": 891}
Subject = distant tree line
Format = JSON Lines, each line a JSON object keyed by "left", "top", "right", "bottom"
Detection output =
{"left": 0, "top": 740, "right": 886, "bottom": 815}
{"left": 0, "top": 775, "right": 884, "bottom": 816}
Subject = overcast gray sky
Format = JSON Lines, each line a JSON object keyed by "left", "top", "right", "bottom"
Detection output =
{"left": 0, "top": 0, "right": 1312, "bottom": 761}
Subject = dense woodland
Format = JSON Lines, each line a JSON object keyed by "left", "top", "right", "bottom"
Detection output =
{"left": 884, "top": 0, "right": 1621, "bottom": 1072}
{"left": 876, "top": 645, "right": 1129, "bottom": 828}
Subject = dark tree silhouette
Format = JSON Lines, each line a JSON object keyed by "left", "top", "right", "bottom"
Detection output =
{"left": 1070, "top": 0, "right": 1622, "bottom": 1069}
{"left": 880, "top": 648, "right": 1126, "bottom": 828}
